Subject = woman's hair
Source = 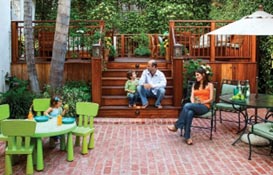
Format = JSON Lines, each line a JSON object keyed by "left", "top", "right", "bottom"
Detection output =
{"left": 50, "top": 95, "right": 62, "bottom": 107}
{"left": 194, "top": 67, "right": 210, "bottom": 90}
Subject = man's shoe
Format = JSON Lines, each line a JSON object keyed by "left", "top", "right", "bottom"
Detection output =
{"left": 167, "top": 125, "right": 178, "bottom": 132}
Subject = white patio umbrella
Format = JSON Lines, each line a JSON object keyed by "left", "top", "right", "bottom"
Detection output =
{"left": 207, "top": 5, "right": 273, "bottom": 96}
{"left": 207, "top": 6, "right": 273, "bottom": 36}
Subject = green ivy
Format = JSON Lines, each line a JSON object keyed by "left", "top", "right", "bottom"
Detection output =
{"left": 183, "top": 59, "right": 203, "bottom": 88}
{"left": 35, "top": 0, "right": 211, "bottom": 34}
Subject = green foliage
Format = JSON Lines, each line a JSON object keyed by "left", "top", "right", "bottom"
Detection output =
{"left": 35, "top": 0, "right": 211, "bottom": 34}
{"left": 259, "top": 36, "right": 273, "bottom": 94}
{"left": 109, "top": 45, "right": 117, "bottom": 58}
{"left": 0, "top": 77, "right": 34, "bottom": 119}
{"left": 183, "top": 59, "right": 203, "bottom": 88}
{"left": 133, "top": 33, "right": 151, "bottom": 56}
{"left": 119, "top": 12, "right": 147, "bottom": 34}
{"left": 87, "top": 2, "right": 121, "bottom": 32}
{"left": 42, "top": 81, "right": 91, "bottom": 117}
{"left": 134, "top": 46, "right": 151, "bottom": 56}
{"left": 132, "top": 33, "right": 149, "bottom": 47}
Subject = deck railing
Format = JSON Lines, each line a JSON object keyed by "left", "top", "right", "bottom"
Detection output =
{"left": 11, "top": 20, "right": 256, "bottom": 63}
{"left": 169, "top": 20, "right": 256, "bottom": 62}
{"left": 11, "top": 20, "right": 104, "bottom": 63}
{"left": 114, "top": 34, "right": 165, "bottom": 59}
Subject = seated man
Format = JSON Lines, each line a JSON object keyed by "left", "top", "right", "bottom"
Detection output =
{"left": 137, "top": 59, "right": 166, "bottom": 109}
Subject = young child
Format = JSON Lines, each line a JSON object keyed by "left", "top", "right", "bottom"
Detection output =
{"left": 44, "top": 95, "right": 68, "bottom": 147}
{"left": 124, "top": 70, "right": 138, "bottom": 108}
{"left": 44, "top": 96, "right": 67, "bottom": 118}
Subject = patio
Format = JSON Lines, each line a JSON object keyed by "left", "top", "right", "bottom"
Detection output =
{"left": 0, "top": 109, "right": 272, "bottom": 175}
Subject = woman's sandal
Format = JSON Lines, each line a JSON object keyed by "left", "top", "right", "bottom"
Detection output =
{"left": 185, "top": 139, "right": 193, "bottom": 145}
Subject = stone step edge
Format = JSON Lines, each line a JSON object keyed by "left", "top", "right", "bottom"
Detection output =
{"left": 94, "top": 117, "right": 177, "bottom": 125}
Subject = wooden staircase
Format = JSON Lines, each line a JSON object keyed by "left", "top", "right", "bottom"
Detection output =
{"left": 98, "top": 58, "right": 180, "bottom": 118}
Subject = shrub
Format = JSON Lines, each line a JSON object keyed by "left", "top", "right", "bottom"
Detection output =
{"left": 42, "top": 81, "right": 91, "bottom": 117}
{"left": 0, "top": 77, "right": 34, "bottom": 119}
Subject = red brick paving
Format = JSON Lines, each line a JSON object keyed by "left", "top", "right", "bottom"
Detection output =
{"left": 0, "top": 109, "right": 272, "bottom": 175}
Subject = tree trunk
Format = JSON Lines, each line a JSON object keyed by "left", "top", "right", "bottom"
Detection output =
{"left": 24, "top": 0, "right": 40, "bottom": 94}
{"left": 50, "top": 0, "right": 71, "bottom": 90}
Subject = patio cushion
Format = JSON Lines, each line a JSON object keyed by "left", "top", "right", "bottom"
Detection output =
{"left": 252, "top": 123, "right": 273, "bottom": 140}
{"left": 221, "top": 84, "right": 236, "bottom": 96}
{"left": 215, "top": 102, "right": 240, "bottom": 110}
{"left": 241, "top": 133, "right": 270, "bottom": 146}
{"left": 196, "top": 111, "right": 213, "bottom": 119}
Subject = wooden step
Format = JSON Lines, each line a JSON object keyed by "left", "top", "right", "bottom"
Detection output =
{"left": 102, "top": 77, "right": 173, "bottom": 86}
{"left": 106, "top": 58, "right": 169, "bottom": 69}
{"left": 99, "top": 57, "right": 175, "bottom": 118}
{"left": 102, "top": 85, "right": 173, "bottom": 96}
{"left": 102, "top": 69, "right": 172, "bottom": 77}
{"left": 98, "top": 106, "right": 180, "bottom": 118}
{"left": 101, "top": 95, "right": 173, "bottom": 106}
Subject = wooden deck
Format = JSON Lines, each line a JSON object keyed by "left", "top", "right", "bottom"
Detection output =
{"left": 10, "top": 20, "right": 258, "bottom": 118}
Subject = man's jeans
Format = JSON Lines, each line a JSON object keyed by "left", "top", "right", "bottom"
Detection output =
{"left": 137, "top": 85, "right": 165, "bottom": 107}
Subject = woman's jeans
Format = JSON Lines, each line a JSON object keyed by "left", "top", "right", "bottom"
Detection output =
{"left": 175, "top": 103, "right": 209, "bottom": 139}
{"left": 137, "top": 85, "right": 165, "bottom": 107}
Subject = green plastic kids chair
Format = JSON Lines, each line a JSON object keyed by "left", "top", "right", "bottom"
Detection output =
{"left": 32, "top": 98, "right": 50, "bottom": 116}
{"left": 2, "top": 119, "right": 36, "bottom": 175}
{"left": 0, "top": 104, "right": 10, "bottom": 142}
{"left": 72, "top": 102, "right": 99, "bottom": 154}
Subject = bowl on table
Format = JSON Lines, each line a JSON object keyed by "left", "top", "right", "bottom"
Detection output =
{"left": 62, "top": 117, "right": 75, "bottom": 124}
{"left": 34, "top": 116, "right": 49, "bottom": 122}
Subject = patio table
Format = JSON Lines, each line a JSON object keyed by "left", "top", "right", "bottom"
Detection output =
{"left": 32, "top": 117, "right": 76, "bottom": 171}
{"left": 219, "top": 93, "right": 273, "bottom": 145}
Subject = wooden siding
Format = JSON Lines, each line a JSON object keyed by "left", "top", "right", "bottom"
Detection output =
{"left": 11, "top": 61, "right": 92, "bottom": 88}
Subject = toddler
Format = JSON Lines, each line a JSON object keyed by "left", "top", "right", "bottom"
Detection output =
{"left": 124, "top": 70, "right": 139, "bottom": 108}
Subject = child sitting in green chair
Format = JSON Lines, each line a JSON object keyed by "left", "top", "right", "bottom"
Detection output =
{"left": 44, "top": 95, "right": 68, "bottom": 147}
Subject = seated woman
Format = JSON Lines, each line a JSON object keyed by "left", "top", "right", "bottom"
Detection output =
{"left": 167, "top": 66, "right": 214, "bottom": 145}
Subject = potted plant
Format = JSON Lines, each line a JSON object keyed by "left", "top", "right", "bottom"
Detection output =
{"left": 104, "top": 37, "right": 112, "bottom": 61}
{"left": 108, "top": 45, "right": 117, "bottom": 61}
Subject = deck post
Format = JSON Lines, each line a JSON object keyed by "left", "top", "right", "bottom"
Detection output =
{"left": 91, "top": 45, "right": 102, "bottom": 104}
{"left": 210, "top": 22, "right": 216, "bottom": 62}
{"left": 172, "top": 58, "right": 183, "bottom": 107}
{"left": 121, "top": 35, "right": 125, "bottom": 57}
{"left": 11, "top": 21, "right": 19, "bottom": 63}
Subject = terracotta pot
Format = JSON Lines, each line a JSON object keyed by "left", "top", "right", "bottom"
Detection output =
{"left": 104, "top": 49, "right": 110, "bottom": 61}
{"left": 165, "top": 47, "right": 170, "bottom": 61}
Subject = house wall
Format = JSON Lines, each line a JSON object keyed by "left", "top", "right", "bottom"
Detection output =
{"left": 0, "top": 0, "right": 11, "bottom": 92}
{"left": 11, "top": 0, "right": 36, "bottom": 20}
{"left": 0, "top": 0, "right": 36, "bottom": 93}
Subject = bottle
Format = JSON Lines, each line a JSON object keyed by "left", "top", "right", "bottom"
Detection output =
{"left": 237, "top": 80, "right": 242, "bottom": 95}
{"left": 245, "top": 80, "right": 250, "bottom": 98}
{"left": 27, "top": 110, "right": 33, "bottom": 120}
{"left": 57, "top": 115, "right": 62, "bottom": 126}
